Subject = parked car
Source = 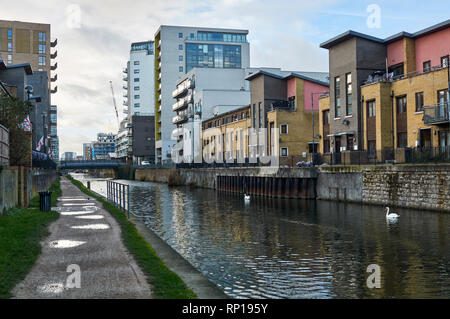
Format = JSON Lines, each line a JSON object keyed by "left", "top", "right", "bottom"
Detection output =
{"left": 141, "top": 161, "right": 151, "bottom": 166}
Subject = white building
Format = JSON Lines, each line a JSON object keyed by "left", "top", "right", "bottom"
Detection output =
{"left": 154, "top": 26, "right": 250, "bottom": 164}
{"left": 120, "top": 41, "right": 155, "bottom": 161}
{"left": 171, "top": 67, "right": 289, "bottom": 163}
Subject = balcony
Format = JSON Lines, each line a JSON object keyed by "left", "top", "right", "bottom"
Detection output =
{"left": 50, "top": 105, "right": 57, "bottom": 112}
{"left": 158, "top": 51, "right": 161, "bottom": 60}
{"left": 423, "top": 103, "right": 449, "bottom": 125}
{"left": 172, "top": 114, "right": 188, "bottom": 124}
{"left": 123, "top": 76, "right": 128, "bottom": 82}
{"left": 123, "top": 85, "right": 128, "bottom": 90}
{"left": 51, "top": 39, "right": 57, "bottom": 47}
{"left": 157, "top": 39, "right": 161, "bottom": 48}
{"left": 126, "top": 123, "right": 132, "bottom": 128}
{"left": 172, "top": 128, "right": 184, "bottom": 138}
{"left": 51, "top": 86, "right": 57, "bottom": 94}
{"left": 123, "top": 101, "right": 128, "bottom": 106}
{"left": 123, "top": 109, "right": 128, "bottom": 114}
{"left": 51, "top": 74, "right": 57, "bottom": 82}
{"left": 127, "top": 132, "right": 132, "bottom": 137}
{"left": 51, "top": 63, "right": 57, "bottom": 71}
{"left": 172, "top": 79, "right": 194, "bottom": 98}
{"left": 158, "top": 73, "right": 161, "bottom": 81}
{"left": 158, "top": 105, "right": 161, "bottom": 113}
{"left": 123, "top": 93, "right": 128, "bottom": 98}
{"left": 158, "top": 83, "right": 161, "bottom": 92}
{"left": 158, "top": 61, "right": 162, "bottom": 70}
{"left": 50, "top": 51, "right": 57, "bottom": 59}
{"left": 172, "top": 94, "right": 193, "bottom": 112}
{"left": 158, "top": 94, "right": 161, "bottom": 102}
{"left": 123, "top": 68, "right": 128, "bottom": 74}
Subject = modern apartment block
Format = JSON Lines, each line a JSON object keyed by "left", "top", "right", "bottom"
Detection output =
{"left": 61, "top": 152, "right": 76, "bottom": 161}
{"left": 171, "top": 67, "right": 258, "bottom": 163}
{"left": 154, "top": 25, "right": 250, "bottom": 164}
{"left": 319, "top": 19, "right": 449, "bottom": 163}
{"left": 0, "top": 20, "right": 58, "bottom": 160}
{"left": 115, "top": 119, "right": 129, "bottom": 160}
{"left": 91, "top": 133, "right": 115, "bottom": 160}
{"left": 121, "top": 41, "right": 156, "bottom": 163}
{"left": 83, "top": 143, "right": 92, "bottom": 160}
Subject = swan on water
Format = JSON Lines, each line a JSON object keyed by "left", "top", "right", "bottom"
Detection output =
{"left": 244, "top": 194, "right": 251, "bottom": 201}
{"left": 386, "top": 207, "right": 399, "bottom": 220}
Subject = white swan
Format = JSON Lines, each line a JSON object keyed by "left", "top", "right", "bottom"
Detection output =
{"left": 244, "top": 194, "right": 251, "bottom": 201}
{"left": 386, "top": 207, "right": 399, "bottom": 220}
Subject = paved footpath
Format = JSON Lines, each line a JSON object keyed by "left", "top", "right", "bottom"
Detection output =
{"left": 13, "top": 177, "right": 152, "bottom": 299}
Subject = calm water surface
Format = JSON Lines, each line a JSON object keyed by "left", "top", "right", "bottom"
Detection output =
{"left": 74, "top": 174, "right": 450, "bottom": 299}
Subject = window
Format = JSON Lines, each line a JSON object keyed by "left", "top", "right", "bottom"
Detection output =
{"left": 134, "top": 69, "right": 140, "bottom": 74}
{"left": 134, "top": 95, "right": 140, "bottom": 99}
{"left": 179, "top": 55, "right": 183, "bottom": 61}
{"left": 134, "top": 103, "right": 140, "bottom": 107}
{"left": 441, "top": 55, "right": 449, "bottom": 68}
{"left": 398, "top": 132, "right": 407, "bottom": 148}
{"left": 368, "top": 140, "right": 376, "bottom": 156}
{"left": 190, "top": 33, "right": 194, "bottom": 39}
{"left": 280, "top": 124, "right": 288, "bottom": 134}
{"left": 367, "top": 100, "right": 376, "bottom": 117}
{"left": 38, "top": 44, "right": 46, "bottom": 54}
{"left": 335, "top": 77, "right": 341, "bottom": 117}
{"left": 7, "top": 42, "right": 12, "bottom": 52}
{"left": 134, "top": 86, "right": 140, "bottom": 91}
{"left": 197, "top": 32, "right": 247, "bottom": 43}
{"left": 178, "top": 32, "right": 183, "bottom": 38}
{"left": 185, "top": 43, "right": 241, "bottom": 72}
{"left": 179, "top": 66, "right": 183, "bottom": 72}
{"left": 423, "top": 60, "right": 431, "bottom": 72}
{"left": 38, "top": 56, "right": 46, "bottom": 66}
{"left": 134, "top": 78, "right": 140, "bottom": 82}
{"left": 308, "top": 143, "right": 318, "bottom": 153}
{"left": 396, "top": 96, "right": 407, "bottom": 114}
{"left": 288, "top": 96, "right": 295, "bottom": 108}
{"left": 323, "top": 139, "right": 330, "bottom": 154}
{"left": 134, "top": 61, "right": 140, "bottom": 65}
{"left": 7, "top": 29, "right": 12, "bottom": 40}
{"left": 346, "top": 73, "right": 352, "bottom": 115}
{"left": 7, "top": 54, "right": 12, "bottom": 64}
{"left": 252, "top": 104, "right": 256, "bottom": 128}
{"left": 347, "top": 135, "right": 354, "bottom": 150}
{"left": 179, "top": 44, "right": 183, "bottom": 50}
{"left": 323, "top": 110, "right": 330, "bottom": 124}
{"left": 281, "top": 147, "right": 288, "bottom": 157}
{"left": 415, "top": 92, "right": 424, "bottom": 112}
{"left": 258, "top": 102, "right": 263, "bottom": 128}
{"left": 38, "top": 32, "right": 46, "bottom": 42}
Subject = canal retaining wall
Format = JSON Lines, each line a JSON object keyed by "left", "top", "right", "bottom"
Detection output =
{"left": 135, "top": 164, "right": 450, "bottom": 212}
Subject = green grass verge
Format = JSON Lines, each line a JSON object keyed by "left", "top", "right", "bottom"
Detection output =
{"left": 67, "top": 175, "right": 197, "bottom": 299}
{"left": 29, "top": 178, "right": 62, "bottom": 208}
{"left": 0, "top": 178, "right": 61, "bottom": 299}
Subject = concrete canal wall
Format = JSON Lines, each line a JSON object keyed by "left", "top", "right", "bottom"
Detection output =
{"left": 135, "top": 164, "right": 450, "bottom": 212}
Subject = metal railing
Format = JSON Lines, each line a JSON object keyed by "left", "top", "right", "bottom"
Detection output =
{"left": 423, "top": 103, "right": 449, "bottom": 125}
{"left": 106, "top": 180, "right": 130, "bottom": 218}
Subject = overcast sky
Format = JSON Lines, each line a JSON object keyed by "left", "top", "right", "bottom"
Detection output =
{"left": 2, "top": 0, "right": 449, "bottom": 156}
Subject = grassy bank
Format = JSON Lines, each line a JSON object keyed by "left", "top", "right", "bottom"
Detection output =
{"left": 0, "top": 178, "right": 61, "bottom": 299}
{"left": 67, "top": 175, "right": 197, "bottom": 299}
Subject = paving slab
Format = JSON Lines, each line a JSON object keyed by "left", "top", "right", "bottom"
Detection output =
{"left": 12, "top": 177, "right": 152, "bottom": 299}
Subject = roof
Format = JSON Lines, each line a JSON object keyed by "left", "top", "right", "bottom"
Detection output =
{"left": 320, "top": 19, "right": 450, "bottom": 49}
{"left": 203, "top": 105, "right": 250, "bottom": 123}
{"left": 245, "top": 69, "right": 329, "bottom": 86}
{"left": 4, "top": 63, "right": 33, "bottom": 75}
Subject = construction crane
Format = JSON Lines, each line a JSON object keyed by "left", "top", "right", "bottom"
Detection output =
{"left": 109, "top": 80, "right": 120, "bottom": 130}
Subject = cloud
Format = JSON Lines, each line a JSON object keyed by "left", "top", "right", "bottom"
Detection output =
{"left": 1, "top": 0, "right": 334, "bottom": 155}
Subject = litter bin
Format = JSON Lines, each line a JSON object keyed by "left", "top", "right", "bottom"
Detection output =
{"left": 39, "top": 191, "right": 52, "bottom": 212}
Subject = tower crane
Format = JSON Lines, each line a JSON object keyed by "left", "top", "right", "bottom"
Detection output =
{"left": 109, "top": 80, "right": 120, "bottom": 130}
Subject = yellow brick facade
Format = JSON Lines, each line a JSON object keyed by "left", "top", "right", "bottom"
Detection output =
{"left": 361, "top": 67, "right": 449, "bottom": 153}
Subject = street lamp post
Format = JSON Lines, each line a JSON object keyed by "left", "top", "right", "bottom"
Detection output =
{"left": 42, "top": 111, "right": 47, "bottom": 155}
{"left": 311, "top": 91, "right": 329, "bottom": 165}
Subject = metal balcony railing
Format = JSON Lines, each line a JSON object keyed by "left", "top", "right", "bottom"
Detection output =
{"left": 51, "top": 39, "right": 57, "bottom": 47}
{"left": 423, "top": 103, "right": 449, "bottom": 125}
{"left": 172, "top": 114, "right": 188, "bottom": 124}
{"left": 51, "top": 62, "right": 57, "bottom": 70}
{"left": 50, "top": 51, "right": 57, "bottom": 59}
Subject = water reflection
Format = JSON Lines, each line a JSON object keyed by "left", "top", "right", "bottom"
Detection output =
{"left": 73, "top": 174, "right": 450, "bottom": 299}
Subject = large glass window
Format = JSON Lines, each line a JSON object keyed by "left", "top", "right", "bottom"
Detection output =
{"left": 197, "top": 32, "right": 247, "bottom": 43}
{"left": 38, "top": 44, "right": 46, "bottom": 54}
{"left": 38, "top": 56, "right": 46, "bottom": 66}
{"left": 186, "top": 43, "right": 241, "bottom": 72}
{"left": 7, "top": 29, "right": 12, "bottom": 40}
{"left": 38, "top": 32, "right": 46, "bottom": 42}
{"left": 258, "top": 102, "right": 263, "bottom": 128}
{"left": 346, "top": 73, "right": 352, "bottom": 115}
{"left": 415, "top": 92, "right": 424, "bottom": 112}
{"left": 335, "top": 77, "right": 341, "bottom": 117}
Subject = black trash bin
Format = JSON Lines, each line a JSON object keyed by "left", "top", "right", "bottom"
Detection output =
{"left": 39, "top": 191, "right": 52, "bottom": 212}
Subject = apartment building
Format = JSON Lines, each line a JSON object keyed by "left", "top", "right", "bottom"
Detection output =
{"left": 92, "top": 133, "right": 115, "bottom": 160}
{"left": 246, "top": 70, "right": 329, "bottom": 164}
{"left": 154, "top": 25, "right": 250, "bottom": 164}
{"left": 171, "top": 67, "right": 261, "bottom": 163}
{"left": 115, "top": 119, "right": 129, "bottom": 160}
{"left": 83, "top": 143, "right": 92, "bottom": 160}
{"left": 319, "top": 19, "right": 450, "bottom": 164}
{"left": 0, "top": 20, "right": 58, "bottom": 160}
{"left": 202, "top": 106, "right": 251, "bottom": 162}
{"left": 121, "top": 41, "right": 155, "bottom": 163}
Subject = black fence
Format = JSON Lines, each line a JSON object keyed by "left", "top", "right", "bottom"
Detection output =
{"left": 32, "top": 151, "right": 57, "bottom": 169}
{"left": 315, "top": 147, "right": 450, "bottom": 166}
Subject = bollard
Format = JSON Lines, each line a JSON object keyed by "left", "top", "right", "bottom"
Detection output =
{"left": 87, "top": 181, "right": 91, "bottom": 190}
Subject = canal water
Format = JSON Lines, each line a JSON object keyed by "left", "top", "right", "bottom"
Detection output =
{"left": 73, "top": 174, "right": 450, "bottom": 299}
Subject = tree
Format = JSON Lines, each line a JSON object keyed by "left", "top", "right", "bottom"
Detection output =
{"left": 0, "top": 96, "right": 33, "bottom": 166}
